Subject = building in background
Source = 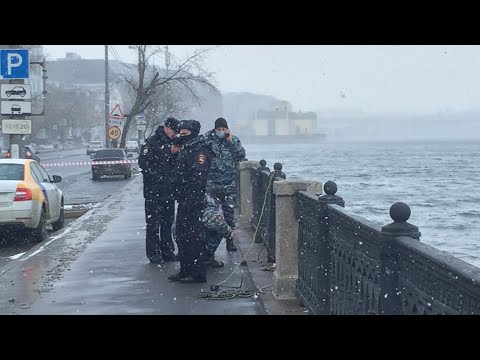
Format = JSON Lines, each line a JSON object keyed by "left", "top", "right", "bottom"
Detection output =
{"left": 248, "top": 101, "right": 325, "bottom": 143}
{"left": 47, "top": 52, "right": 222, "bottom": 143}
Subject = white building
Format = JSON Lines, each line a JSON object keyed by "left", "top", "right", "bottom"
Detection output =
{"left": 253, "top": 101, "right": 317, "bottom": 136}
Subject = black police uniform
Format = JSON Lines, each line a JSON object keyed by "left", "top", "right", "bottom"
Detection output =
{"left": 168, "top": 120, "right": 215, "bottom": 283}
{"left": 138, "top": 119, "right": 178, "bottom": 263}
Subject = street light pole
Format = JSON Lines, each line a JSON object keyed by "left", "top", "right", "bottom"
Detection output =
{"left": 165, "top": 45, "right": 170, "bottom": 76}
{"left": 104, "top": 45, "right": 110, "bottom": 148}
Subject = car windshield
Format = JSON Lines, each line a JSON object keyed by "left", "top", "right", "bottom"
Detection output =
{"left": 0, "top": 164, "right": 24, "bottom": 180}
{"left": 93, "top": 149, "right": 125, "bottom": 159}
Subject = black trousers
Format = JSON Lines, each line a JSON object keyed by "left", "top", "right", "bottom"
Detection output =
{"left": 145, "top": 196, "right": 175, "bottom": 261}
{"left": 176, "top": 200, "right": 206, "bottom": 279}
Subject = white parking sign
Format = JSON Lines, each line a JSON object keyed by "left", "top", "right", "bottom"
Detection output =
{"left": 1, "top": 84, "right": 32, "bottom": 100}
{"left": 1, "top": 119, "right": 32, "bottom": 134}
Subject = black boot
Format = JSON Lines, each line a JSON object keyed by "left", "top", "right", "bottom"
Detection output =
{"left": 168, "top": 270, "right": 188, "bottom": 282}
{"left": 205, "top": 255, "right": 224, "bottom": 268}
{"left": 226, "top": 238, "right": 237, "bottom": 252}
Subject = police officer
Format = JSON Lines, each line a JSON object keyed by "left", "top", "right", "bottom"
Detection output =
{"left": 204, "top": 117, "right": 245, "bottom": 252}
{"left": 201, "top": 188, "right": 236, "bottom": 268}
{"left": 168, "top": 120, "right": 214, "bottom": 283}
{"left": 138, "top": 117, "right": 180, "bottom": 264}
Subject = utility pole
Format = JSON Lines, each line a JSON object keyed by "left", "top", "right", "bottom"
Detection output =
{"left": 164, "top": 45, "right": 171, "bottom": 118}
{"left": 165, "top": 45, "right": 170, "bottom": 76}
{"left": 104, "top": 45, "right": 110, "bottom": 148}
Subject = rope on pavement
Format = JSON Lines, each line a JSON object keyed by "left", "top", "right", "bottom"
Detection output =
{"left": 209, "top": 173, "right": 275, "bottom": 290}
{"left": 197, "top": 289, "right": 255, "bottom": 300}
{"left": 199, "top": 171, "right": 276, "bottom": 300}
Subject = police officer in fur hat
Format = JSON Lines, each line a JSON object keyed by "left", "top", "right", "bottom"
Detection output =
{"left": 138, "top": 117, "right": 180, "bottom": 264}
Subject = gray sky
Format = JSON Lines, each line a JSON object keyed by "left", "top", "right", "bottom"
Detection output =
{"left": 43, "top": 45, "right": 480, "bottom": 115}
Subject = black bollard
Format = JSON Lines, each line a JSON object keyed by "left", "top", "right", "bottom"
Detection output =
{"left": 381, "top": 202, "right": 421, "bottom": 240}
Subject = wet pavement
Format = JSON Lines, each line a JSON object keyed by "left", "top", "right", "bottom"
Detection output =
{"left": 0, "top": 176, "right": 268, "bottom": 315}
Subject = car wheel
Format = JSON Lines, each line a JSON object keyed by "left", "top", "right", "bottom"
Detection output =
{"left": 124, "top": 172, "right": 132, "bottom": 180}
{"left": 52, "top": 200, "right": 65, "bottom": 231}
{"left": 32, "top": 208, "right": 47, "bottom": 243}
{"left": 92, "top": 173, "right": 99, "bottom": 181}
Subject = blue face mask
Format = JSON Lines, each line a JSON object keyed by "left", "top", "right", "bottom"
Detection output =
{"left": 215, "top": 130, "right": 226, "bottom": 139}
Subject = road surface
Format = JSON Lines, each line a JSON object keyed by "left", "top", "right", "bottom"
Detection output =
{"left": 40, "top": 148, "right": 139, "bottom": 205}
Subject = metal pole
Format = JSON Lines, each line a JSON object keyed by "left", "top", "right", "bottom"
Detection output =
{"left": 42, "top": 58, "right": 47, "bottom": 117}
{"left": 105, "top": 45, "right": 110, "bottom": 148}
{"left": 165, "top": 45, "right": 170, "bottom": 75}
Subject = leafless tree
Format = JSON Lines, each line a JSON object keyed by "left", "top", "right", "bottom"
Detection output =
{"left": 116, "top": 45, "right": 218, "bottom": 148}
{"left": 142, "top": 85, "right": 190, "bottom": 139}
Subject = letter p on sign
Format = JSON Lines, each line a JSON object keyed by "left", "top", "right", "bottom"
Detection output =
{"left": 7, "top": 53, "right": 22, "bottom": 75}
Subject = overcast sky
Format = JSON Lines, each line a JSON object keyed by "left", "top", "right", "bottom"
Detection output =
{"left": 43, "top": 45, "right": 480, "bottom": 115}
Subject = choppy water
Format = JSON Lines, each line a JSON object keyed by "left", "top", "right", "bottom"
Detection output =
{"left": 244, "top": 139, "right": 480, "bottom": 268}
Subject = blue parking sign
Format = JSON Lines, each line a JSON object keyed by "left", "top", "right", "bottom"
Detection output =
{"left": 0, "top": 49, "right": 29, "bottom": 79}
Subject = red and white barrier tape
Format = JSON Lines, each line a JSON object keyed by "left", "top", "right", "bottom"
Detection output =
{"left": 43, "top": 159, "right": 139, "bottom": 167}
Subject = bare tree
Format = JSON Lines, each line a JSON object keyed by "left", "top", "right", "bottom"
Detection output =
{"left": 142, "top": 84, "right": 190, "bottom": 139}
{"left": 117, "top": 45, "right": 218, "bottom": 148}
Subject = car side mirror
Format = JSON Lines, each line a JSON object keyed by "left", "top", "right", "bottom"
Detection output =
{"left": 52, "top": 175, "right": 62, "bottom": 183}
{"left": 127, "top": 153, "right": 133, "bottom": 158}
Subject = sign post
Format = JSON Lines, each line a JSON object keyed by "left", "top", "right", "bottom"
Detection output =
{"left": 108, "top": 103, "right": 125, "bottom": 148}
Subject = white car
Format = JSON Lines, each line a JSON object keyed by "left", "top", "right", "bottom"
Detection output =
{"left": 125, "top": 140, "right": 139, "bottom": 154}
{"left": 0, "top": 159, "right": 64, "bottom": 242}
{"left": 87, "top": 140, "right": 104, "bottom": 155}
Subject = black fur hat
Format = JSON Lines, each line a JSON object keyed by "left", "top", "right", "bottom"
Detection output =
{"left": 178, "top": 120, "right": 201, "bottom": 136}
{"left": 214, "top": 117, "right": 228, "bottom": 129}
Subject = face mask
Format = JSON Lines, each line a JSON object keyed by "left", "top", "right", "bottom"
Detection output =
{"left": 215, "top": 130, "right": 226, "bottom": 139}
{"left": 172, "top": 135, "right": 182, "bottom": 145}
{"left": 178, "top": 133, "right": 195, "bottom": 144}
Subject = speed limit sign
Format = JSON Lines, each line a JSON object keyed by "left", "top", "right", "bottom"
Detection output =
{"left": 108, "top": 126, "right": 121, "bottom": 140}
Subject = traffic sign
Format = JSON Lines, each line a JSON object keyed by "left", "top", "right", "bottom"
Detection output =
{"left": 136, "top": 116, "right": 146, "bottom": 125}
{"left": 108, "top": 126, "right": 121, "bottom": 140}
{"left": 1, "top": 119, "right": 32, "bottom": 134}
{"left": 1, "top": 101, "right": 31, "bottom": 115}
{"left": 1, "top": 84, "right": 31, "bottom": 100}
{"left": 109, "top": 103, "right": 125, "bottom": 119}
{"left": 109, "top": 118, "right": 124, "bottom": 127}
{"left": 0, "top": 49, "right": 29, "bottom": 79}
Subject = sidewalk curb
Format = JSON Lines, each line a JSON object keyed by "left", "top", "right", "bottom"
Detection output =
{"left": 236, "top": 226, "right": 308, "bottom": 315}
